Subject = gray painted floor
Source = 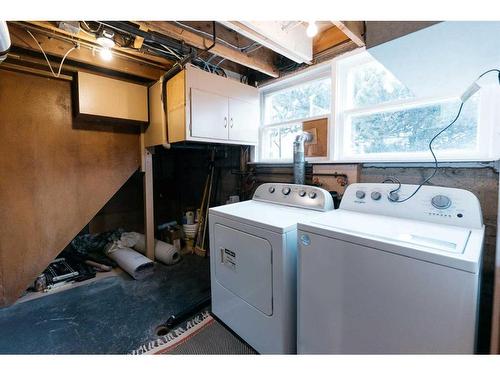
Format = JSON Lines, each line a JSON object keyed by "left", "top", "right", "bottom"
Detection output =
{"left": 0, "top": 254, "right": 210, "bottom": 354}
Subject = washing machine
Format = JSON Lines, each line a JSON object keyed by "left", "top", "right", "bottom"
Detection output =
{"left": 209, "top": 183, "right": 334, "bottom": 354}
{"left": 297, "top": 183, "right": 484, "bottom": 354}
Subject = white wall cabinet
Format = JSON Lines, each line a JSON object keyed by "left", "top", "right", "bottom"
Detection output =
{"left": 191, "top": 88, "right": 230, "bottom": 140}
{"left": 228, "top": 98, "right": 259, "bottom": 143}
{"left": 146, "top": 64, "right": 259, "bottom": 146}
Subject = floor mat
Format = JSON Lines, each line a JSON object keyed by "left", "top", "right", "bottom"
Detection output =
{"left": 132, "top": 310, "right": 257, "bottom": 355}
{"left": 0, "top": 254, "right": 210, "bottom": 354}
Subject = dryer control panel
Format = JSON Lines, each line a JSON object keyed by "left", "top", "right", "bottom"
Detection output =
{"left": 253, "top": 183, "right": 334, "bottom": 212}
{"left": 341, "top": 183, "right": 483, "bottom": 229}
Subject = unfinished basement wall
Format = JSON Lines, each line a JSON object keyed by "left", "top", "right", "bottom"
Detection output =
{"left": 250, "top": 162, "right": 498, "bottom": 353}
{"left": 89, "top": 171, "right": 145, "bottom": 234}
{"left": 152, "top": 145, "right": 243, "bottom": 227}
{"left": 0, "top": 69, "right": 141, "bottom": 307}
{"left": 88, "top": 144, "right": 243, "bottom": 239}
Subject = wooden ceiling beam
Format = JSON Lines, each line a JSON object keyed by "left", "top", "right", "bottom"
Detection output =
{"left": 23, "top": 21, "right": 173, "bottom": 69}
{"left": 331, "top": 21, "right": 365, "bottom": 47}
{"left": 7, "top": 23, "right": 165, "bottom": 81}
{"left": 140, "top": 21, "right": 279, "bottom": 78}
{"left": 313, "top": 26, "right": 350, "bottom": 55}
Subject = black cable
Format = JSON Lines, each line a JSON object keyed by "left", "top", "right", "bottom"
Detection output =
{"left": 80, "top": 21, "right": 101, "bottom": 33}
{"left": 387, "top": 102, "right": 464, "bottom": 203}
{"left": 387, "top": 68, "right": 500, "bottom": 203}
{"left": 479, "top": 69, "right": 500, "bottom": 82}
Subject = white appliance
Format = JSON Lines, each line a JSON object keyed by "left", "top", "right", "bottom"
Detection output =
{"left": 209, "top": 183, "right": 334, "bottom": 354}
{"left": 297, "top": 183, "right": 484, "bottom": 354}
{"left": 0, "top": 21, "right": 11, "bottom": 63}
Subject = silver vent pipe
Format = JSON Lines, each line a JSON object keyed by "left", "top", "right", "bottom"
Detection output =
{"left": 293, "top": 131, "right": 312, "bottom": 185}
{"left": 0, "top": 21, "right": 10, "bottom": 63}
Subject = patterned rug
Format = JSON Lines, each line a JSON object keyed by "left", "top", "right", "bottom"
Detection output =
{"left": 131, "top": 310, "right": 256, "bottom": 355}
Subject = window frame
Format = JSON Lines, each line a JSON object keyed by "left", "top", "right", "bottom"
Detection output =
{"left": 258, "top": 63, "right": 333, "bottom": 163}
{"left": 257, "top": 48, "right": 500, "bottom": 164}
{"left": 333, "top": 48, "right": 496, "bottom": 163}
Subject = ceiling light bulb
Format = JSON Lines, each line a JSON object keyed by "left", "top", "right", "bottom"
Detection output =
{"left": 306, "top": 21, "right": 318, "bottom": 38}
{"left": 100, "top": 47, "right": 113, "bottom": 61}
{"left": 96, "top": 29, "right": 116, "bottom": 49}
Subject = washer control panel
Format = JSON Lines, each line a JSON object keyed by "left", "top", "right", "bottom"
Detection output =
{"left": 342, "top": 183, "right": 483, "bottom": 229}
{"left": 253, "top": 183, "right": 334, "bottom": 212}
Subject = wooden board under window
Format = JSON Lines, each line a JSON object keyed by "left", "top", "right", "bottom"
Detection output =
{"left": 303, "top": 117, "right": 328, "bottom": 157}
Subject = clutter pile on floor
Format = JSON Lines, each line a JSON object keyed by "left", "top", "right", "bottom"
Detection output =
{"left": 28, "top": 229, "right": 182, "bottom": 294}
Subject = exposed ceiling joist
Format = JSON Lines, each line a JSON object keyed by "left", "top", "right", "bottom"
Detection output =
{"left": 7, "top": 23, "right": 165, "bottom": 81}
{"left": 313, "top": 26, "right": 350, "bottom": 55}
{"left": 332, "top": 21, "right": 365, "bottom": 47}
{"left": 140, "top": 21, "right": 279, "bottom": 78}
{"left": 24, "top": 21, "right": 174, "bottom": 70}
{"left": 220, "top": 21, "right": 313, "bottom": 64}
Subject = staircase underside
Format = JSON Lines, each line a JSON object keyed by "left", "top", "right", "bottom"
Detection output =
{"left": 0, "top": 69, "right": 141, "bottom": 307}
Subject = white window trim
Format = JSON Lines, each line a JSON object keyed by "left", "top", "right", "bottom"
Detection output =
{"left": 333, "top": 48, "right": 497, "bottom": 163}
{"left": 258, "top": 63, "right": 333, "bottom": 163}
{"left": 258, "top": 47, "right": 500, "bottom": 164}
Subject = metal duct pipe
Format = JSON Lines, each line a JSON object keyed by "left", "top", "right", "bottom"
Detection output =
{"left": 0, "top": 21, "right": 11, "bottom": 63}
{"left": 293, "top": 131, "right": 312, "bottom": 185}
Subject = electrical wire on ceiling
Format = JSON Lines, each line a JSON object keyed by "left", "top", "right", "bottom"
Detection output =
{"left": 385, "top": 68, "right": 500, "bottom": 203}
{"left": 81, "top": 21, "right": 101, "bottom": 33}
{"left": 25, "top": 29, "right": 78, "bottom": 78}
{"left": 94, "top": 21, "right": 228, "bottom": 77}
{"left": 173, "top": 21, "right": 260, "bottom": 53}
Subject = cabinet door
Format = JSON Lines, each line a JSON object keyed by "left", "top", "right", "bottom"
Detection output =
{"left": 190, "top": 88, "right": 229, "bottom": 140}
{"left": 228, "top": 97, "right": 259, "bottom": 143}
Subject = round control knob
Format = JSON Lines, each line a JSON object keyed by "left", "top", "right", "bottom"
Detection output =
{"left": 298, "top": 190, "right": 307, "bottom": 197}
{"left": 308, "top": 191, "right": 317, "bottom": 199}
{"left": 431, "top": 195, "right": 451, "bottom": 209}
{"left": 268, "top": 186, "right": 275, "bottom": 193}
{"left": 282, "top": 187, "right": 291, "bottom": 195}
{"left": 371, "top": 191, "right": 382, "bottom": 201}
{"left": 355, "top": 190, "right": 366, "bottom": 199}
{"left": 388, "top": 191, "right": 399, "bottom": 202}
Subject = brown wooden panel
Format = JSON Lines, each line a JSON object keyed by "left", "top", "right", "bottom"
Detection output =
{"left": 145, "top": 80, "right": 168, "bottom": 147}
{"left": 75, "top": 71, "right": 149, "bottom": 123}
{"left": 312, "top": 164, "right": 361, "bottom": 195}
{"left": 303, "top": 118, "right": 328, "bottom": 157}
{"left": 313, "top": 26, "right": 350, "bottom": 55}
{"left": 0, "top": 69, "right": 140, "bottom": 306}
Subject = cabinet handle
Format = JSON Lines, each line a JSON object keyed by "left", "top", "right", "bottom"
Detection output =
{"left": 224, "top": 116, "right": 227, "bottom": 128}
{"left": 230, "top": 118, "right": 234, "bottom": 128}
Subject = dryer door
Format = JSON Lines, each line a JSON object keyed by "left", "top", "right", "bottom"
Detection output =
{"left": 213, "top": 223, "right": 273, "bottom": 316}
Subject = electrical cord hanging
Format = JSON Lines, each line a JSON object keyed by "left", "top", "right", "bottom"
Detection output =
{"left": 26, "top": 29, "right": 78, "bottom": 78}
{"left": 386, "top": 68, "right": 500, "bottom": 203}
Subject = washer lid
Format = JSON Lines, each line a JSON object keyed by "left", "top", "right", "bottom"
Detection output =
{"left": 299, "top": 210, "right": 484, "bottom": 273}
{"left": 210, "top": 200, "right": 326, "bottom": 234}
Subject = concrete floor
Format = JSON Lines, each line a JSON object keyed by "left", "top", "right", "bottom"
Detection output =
{"left": 0, "top": 254, "right": 210, "bottom": 354}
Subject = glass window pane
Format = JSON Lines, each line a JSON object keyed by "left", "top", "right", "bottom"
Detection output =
{"left": 264, "top": 77, "right": 331, "bottom": 125}
{"left": 261, "top": 123, "right": 303, "bottom": 160}
{"left": 346, "top": 95, "right": 479, "bottom": 156}
{"left": 346, "top": 57, "right": 414, "bottom": 110}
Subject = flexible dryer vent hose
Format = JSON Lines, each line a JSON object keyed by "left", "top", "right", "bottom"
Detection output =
{"left": 293, "top": 131, "right": 312, "bottom": 185}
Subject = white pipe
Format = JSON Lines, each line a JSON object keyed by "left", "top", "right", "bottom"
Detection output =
{"left": 0, "top": 21, "right": 11, "bottom": 63}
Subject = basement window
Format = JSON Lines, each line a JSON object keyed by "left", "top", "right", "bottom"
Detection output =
{"left": 335, "top": 51, "right": 485, "bottom": 162}
{"left": 259, "top": 49, "right": 498, "bottom": 163}
{"left": 259, "top": 67, "right": 332, "bottom": 161}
